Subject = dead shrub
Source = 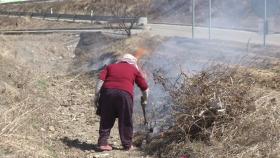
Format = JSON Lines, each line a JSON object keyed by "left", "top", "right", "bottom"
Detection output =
{"left": 146, "top": 65, "right": 265, "bottom": 158}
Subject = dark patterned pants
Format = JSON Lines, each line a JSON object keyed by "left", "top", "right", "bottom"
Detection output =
{"left": 97, "top": 88, "right": 133, "bottom": 149}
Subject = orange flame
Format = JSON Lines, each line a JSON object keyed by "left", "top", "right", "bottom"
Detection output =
{"left": 134, "top": 48, "right": 147, "bottom": 60}
{"left": 134, "top": 48, "right": 150, "bottom": 79}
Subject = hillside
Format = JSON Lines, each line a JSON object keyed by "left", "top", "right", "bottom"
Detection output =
{"left": 0, "top": 0, "right": 280, "bottom": 31}
{"left": 1, "top": 29, "right": 280, "bottom": 157}
{"left": 1, "top": 1, "right": 280, "bottom": 157}
{"left": 0, "top": 32, "right": 162, "bottom": 158}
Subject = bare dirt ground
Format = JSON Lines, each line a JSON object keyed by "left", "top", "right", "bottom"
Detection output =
{"left": 0, "top": 33, "right": 158, "bottom": 158}
{"left": 0, "top": 15, "right": 101, "bottom": 30}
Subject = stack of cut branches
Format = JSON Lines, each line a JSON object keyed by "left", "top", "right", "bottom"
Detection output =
{"left": 147, "top": 65, "right": 259, "bottom": 157}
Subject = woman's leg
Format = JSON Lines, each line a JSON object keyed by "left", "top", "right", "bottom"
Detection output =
{"left": 97, "top": 89, "right": 117, "bottom": 146}
{"left": 116, "top": 90, "right": 133, "bottom": 149}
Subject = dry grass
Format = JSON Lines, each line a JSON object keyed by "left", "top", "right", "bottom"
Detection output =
{"left": 0, "top": 0, "right": 151, "bottom": 16}
{"left": 0, "top": 34, "right": 77, "bottom": 157}
{"left": 0, "top": 15, "right": 98, "bottom": 30}
{"left": 146, "top": 65, "right": 280, "bottom": 158}
{"left": 0, "top": 32, "right": 159, "bottom": 158}
{"left": 1, "top": 30, "right": 279, "bottom": 157}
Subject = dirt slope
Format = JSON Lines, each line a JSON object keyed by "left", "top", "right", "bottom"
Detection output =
{"left": 0, "top": 15, "right": 100, "bottom": 30}
{"left": 0, "top": 18, "right": 280, "bottom": 158}
{"left": 0, "top": 33, "right": 158, "bottom": 158}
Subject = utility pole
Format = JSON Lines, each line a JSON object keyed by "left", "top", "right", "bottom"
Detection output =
{"left": 192, "top": 0, "right": 195, "bottom": 39}
{"left": 209, "top": 0, "right": 212, "bottom": 40}
{"left": 263, "top": 0, "right": 267, "bottom": 47}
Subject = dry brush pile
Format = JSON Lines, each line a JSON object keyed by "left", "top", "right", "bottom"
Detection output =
{"left": 146, "top": 65, "right": 280, "bottom": 158}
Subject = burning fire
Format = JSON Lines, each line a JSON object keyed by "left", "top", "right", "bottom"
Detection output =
{"left": 135, "top": 48, "right": 149, "bottom": 79}
{"left": 135, "top": 48, "right": 148, "bottom": 60}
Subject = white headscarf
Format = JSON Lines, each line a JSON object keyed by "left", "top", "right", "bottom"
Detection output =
{"left": 118, "top": 54, "right": 139, "bottom": 69}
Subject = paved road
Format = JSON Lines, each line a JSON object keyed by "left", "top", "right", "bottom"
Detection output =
{"left": 2, "top": 11, "right": 279, "bottom": 46}
{"left": 148, "top": 24, "right": 280, "bottom": 46}
{"left": 1, "top": 21, "right": 280, "bottom": 46}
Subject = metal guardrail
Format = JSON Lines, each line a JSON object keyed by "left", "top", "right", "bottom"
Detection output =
{"left": 0, "top": 0, "right": 26, "bottom": 4}
{"left": 0, "top": 0, "right": 49, "bottom": 4}
{"left": 0, "top": 11, "right": 140, "bottom": 24}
